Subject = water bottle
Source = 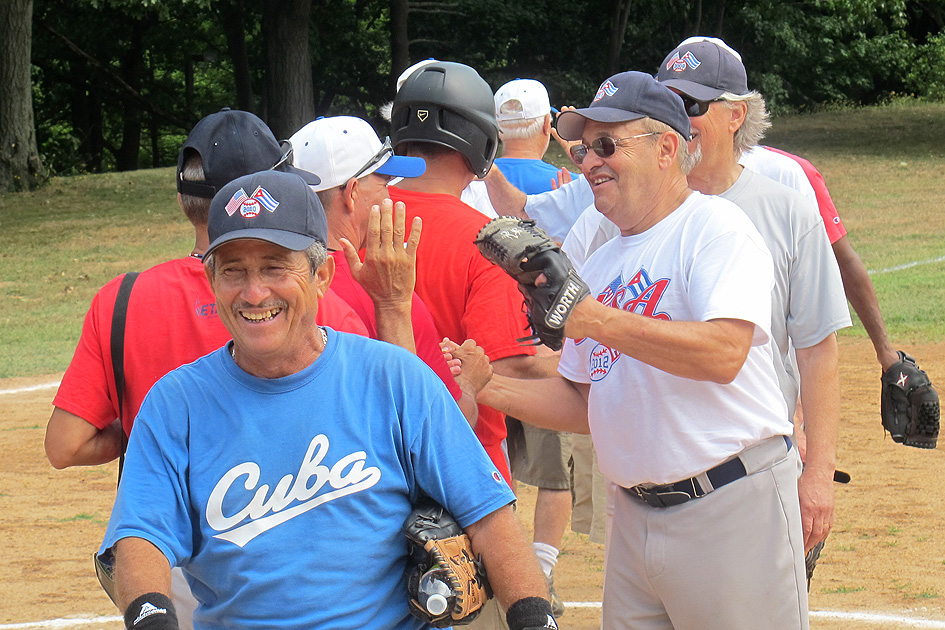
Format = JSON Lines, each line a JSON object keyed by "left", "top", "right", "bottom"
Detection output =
{"left": 417, "top": 568, "right": 457, "bottom": 616}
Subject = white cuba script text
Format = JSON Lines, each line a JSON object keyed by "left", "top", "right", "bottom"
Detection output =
{"left": 206, "top": 434, "right": 381, "bottom": 547}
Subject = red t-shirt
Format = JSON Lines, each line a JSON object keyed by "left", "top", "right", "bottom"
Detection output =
{"left": 53, "top": 256, "right": 368, "bottom": 437}
{"left": 764, "top": 146, "right": 848, "bottom": 244}
{"left": 388, "top": 187, "right": 536, "bottom": 484}
{"left": 328, "top": 250, "right": 462, "bottom": 400}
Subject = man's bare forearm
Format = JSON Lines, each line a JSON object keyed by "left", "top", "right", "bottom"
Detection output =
{"left": 45, "top": 408, "right": 123, "bottom": 469}
{"left": 479, "top": 374, "right": 589, "bottom": 434}
{"left": 465, "top": 506, "right": 549, "bottom": 610}
{"left": 115, "top": 537, "right": 172, "bottom": 611}
{"left": 832, "top": 236, "right": 897, "bottom": 370}
{"left": 795, "top": 335, "right": 840, "bottom": 476}
{"left": 374, "top": 302, "right": 417, "bottom": 354}
{"left": 795, "top": 334, "right": 840, "bottom": 551}
{"left": 482, "top": 167, "right": 529, "bottom": 218}
{"left": 566, "top": 298, "right": 754, "bottom": 384}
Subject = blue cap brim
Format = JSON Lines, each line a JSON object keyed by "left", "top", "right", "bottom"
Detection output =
{"left": 206, "top": 229, "right": 316, "bottom": 257}
{"left": 658, "top": 79, "right": 725, "bottom": 101}
{"left": 556, "top": 108, "right": 645, "bottom": 141}
{"left": 281, "top": 164, "right": 322, "bottom": 186}
{"left": 375, "top": 154, "right": 426, "bottom": 179}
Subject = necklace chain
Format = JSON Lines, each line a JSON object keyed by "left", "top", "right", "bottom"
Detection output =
{"left": 228, "top": 327, "right": 328, "bottom": 359}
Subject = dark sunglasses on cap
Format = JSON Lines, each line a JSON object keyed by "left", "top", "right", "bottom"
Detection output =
{"left": 569, "top": 133, "right": 659, "bottom": 165}
{"left": 680, "top": 95, "right": 721, "bottom": 117}
{"left": 352, "top": 136, "right": 393, "bottom": 180}
{"left": 272, "top": 140, "right": 294, "bottom": 170}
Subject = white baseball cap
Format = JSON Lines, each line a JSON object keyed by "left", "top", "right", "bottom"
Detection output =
{"left": 289, "top": 116, "right": 425, "bottom": 192}
{"left": 396, "top": 58, "right": 440, "bottom": 92}
{"left": 494, "top": 79, "right": 552, "bottom": 121}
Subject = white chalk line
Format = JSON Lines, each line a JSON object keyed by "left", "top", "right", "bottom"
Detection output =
{"left": 0, "top": 380, "right": 60, "bottom": 395}
{"left": 869, "top": 254, "right": 945, "bottom": 275}
{"left": 0, "top": 619, "right": 121, "bottom": 630}
{"left": 5, "top": 608, "right": 945, "bottom": 629}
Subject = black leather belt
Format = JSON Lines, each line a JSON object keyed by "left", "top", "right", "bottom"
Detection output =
{"left": 625, "top": 437, "right": 792, "bottom": 508}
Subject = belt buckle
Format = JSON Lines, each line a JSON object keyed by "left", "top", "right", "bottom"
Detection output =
{"left": 652, "top": 489, "right": 690, "bottom": 507}
{"left": 632, "top": 484, "right": 690, "bottom": 508}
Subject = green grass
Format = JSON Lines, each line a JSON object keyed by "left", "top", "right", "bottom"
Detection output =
{"left": 893, "top": 580, "right": 941, "bottom": 600}
{"left": 821, "top": 585, "right": 866, "bottom": 594}
{"left": 765, "top": 100, "right": 945, "bottom": 343}
{"left": 54, "top": 512, "right": 107, "bottom": 524}
{"left": 1, "top": 168, "right": 191, "bottom": 377}
{"left": 2, "top": 101, "right": 945, "bottom": 379}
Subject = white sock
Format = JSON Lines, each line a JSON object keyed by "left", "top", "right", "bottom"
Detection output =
{"left": 532, "top": 542, "right": 559, "bottom": 578}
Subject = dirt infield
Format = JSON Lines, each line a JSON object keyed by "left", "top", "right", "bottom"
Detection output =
{"left": 1, "top": 336, "right": 943, "bottom": 629}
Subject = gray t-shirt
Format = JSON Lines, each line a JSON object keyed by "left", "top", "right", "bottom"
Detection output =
{"left": 723, "top": 168, "right": 851, "bottom": 415}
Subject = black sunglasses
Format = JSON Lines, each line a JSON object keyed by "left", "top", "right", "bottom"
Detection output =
{"left": 352, "top": 137, "right": 393, "bottom": 180}
{"left": 569, "top": 133, "right": 659, "bottom": 165}
{"left": 680, "top": 96, "right": 720, "bottom": 118}
{"left": 271, "top": 140, "right": 294, "bottom": 170}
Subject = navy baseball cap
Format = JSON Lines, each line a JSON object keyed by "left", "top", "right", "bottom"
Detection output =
{"left": 177, "top": 108, "right": 320, "bottom": 199}
{"left": 206, "top": 170, "right": 328, "bottom": 256}
{"left": 555, "top": 71, "right": 691, "bottom": 141}
{"left": 657, "top": 37, "right": 749, "bottom": 100}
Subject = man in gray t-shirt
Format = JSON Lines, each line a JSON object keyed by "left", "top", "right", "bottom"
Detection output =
{"left": 656, "top": 36, "right": 851, "bottom": 561}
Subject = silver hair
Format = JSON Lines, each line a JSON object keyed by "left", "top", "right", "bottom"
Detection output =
{"left": 497, "top": 115, "right": 546, "bottom": 140}
{"left": 205, "top": 240, "right": 328, "bottom": 277}
{"left": 718, "top": 91, "right": 771, "bottom": 159}
{"left": 639, "top": 118, "right": 698, "bottom": 175}
{"left": 179, "top": 153, "right": 211, "bottom": 225}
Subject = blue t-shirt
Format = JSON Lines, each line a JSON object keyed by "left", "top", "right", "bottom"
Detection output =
{"left": 494, "top": 157, "right": 568, "bottom": 195}
{"left": 102, "top": 329, "right": 514, "bottom": 630}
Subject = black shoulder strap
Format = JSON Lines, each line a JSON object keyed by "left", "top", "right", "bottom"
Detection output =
{"left": 110, "top": 271, "right": 139, "bottom": 484}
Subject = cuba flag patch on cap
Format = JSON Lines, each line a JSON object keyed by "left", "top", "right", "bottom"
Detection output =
{"left": 251, "top": 186, "right": 281, "bottom": 213}
{"left": 593, "top": 80, "right": 619, "bottom": 103}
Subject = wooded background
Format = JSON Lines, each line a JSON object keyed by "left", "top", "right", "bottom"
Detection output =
{"left": 2, "top": 0, "right": 945, "bottom": 192}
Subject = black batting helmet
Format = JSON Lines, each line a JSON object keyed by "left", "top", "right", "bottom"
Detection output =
{"left": 390, "top": 62, "right": 499, "bottom": 178}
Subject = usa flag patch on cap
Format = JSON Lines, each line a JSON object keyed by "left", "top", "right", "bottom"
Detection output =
{"left": 224, "top": 188, "right": 249, "bottom": 216}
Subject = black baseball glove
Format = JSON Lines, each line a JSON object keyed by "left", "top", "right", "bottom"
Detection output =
{"left": 881, "top": 351, "right": 939, "bottom": 448}
{"left": 475, "top": 217, "right": 590, "bottom": 351}
{"left": 404, "top": 498, "right": 491, "bottom": 627}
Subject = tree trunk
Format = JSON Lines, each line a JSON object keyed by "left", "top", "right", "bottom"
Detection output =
{"left": 0, "top": 0, "right": 46, "bottom": 191}
{"left": 262, "top": 0, "right": 314, "bottom": 140}
{"left": 713, "top": 0, "right": 727, "bottom": 36}
{"left": 606, "top": 0, "right": 633, "bottom": 77}
{"left": 114, "top": 18, "right": 149, "bottom": 171}
{"left": 389, "top": 0, "right": 410, "bottom": 94}
{"left": 219, "top": 0, "right": 256, "bottom": 113}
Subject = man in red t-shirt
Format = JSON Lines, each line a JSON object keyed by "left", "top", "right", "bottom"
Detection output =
{"left": 388, "top": 62, "right": 559, "bottom": 491}
{"left": 288, "top": 115, "right": 486, "bottom": 424}
{"left": 45, "top": 109, "right": 366, "bottom": 470}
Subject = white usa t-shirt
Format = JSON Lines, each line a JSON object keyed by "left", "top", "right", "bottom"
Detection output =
{"left": 558, "top": 192, "right": 791, "bottom": 488}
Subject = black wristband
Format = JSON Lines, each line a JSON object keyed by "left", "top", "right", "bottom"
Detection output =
{"left": 506, "top": 596, "right": 557, "bottom": 630}
{"left": 124, "top": 592, "right": 179, "bottom": 630}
